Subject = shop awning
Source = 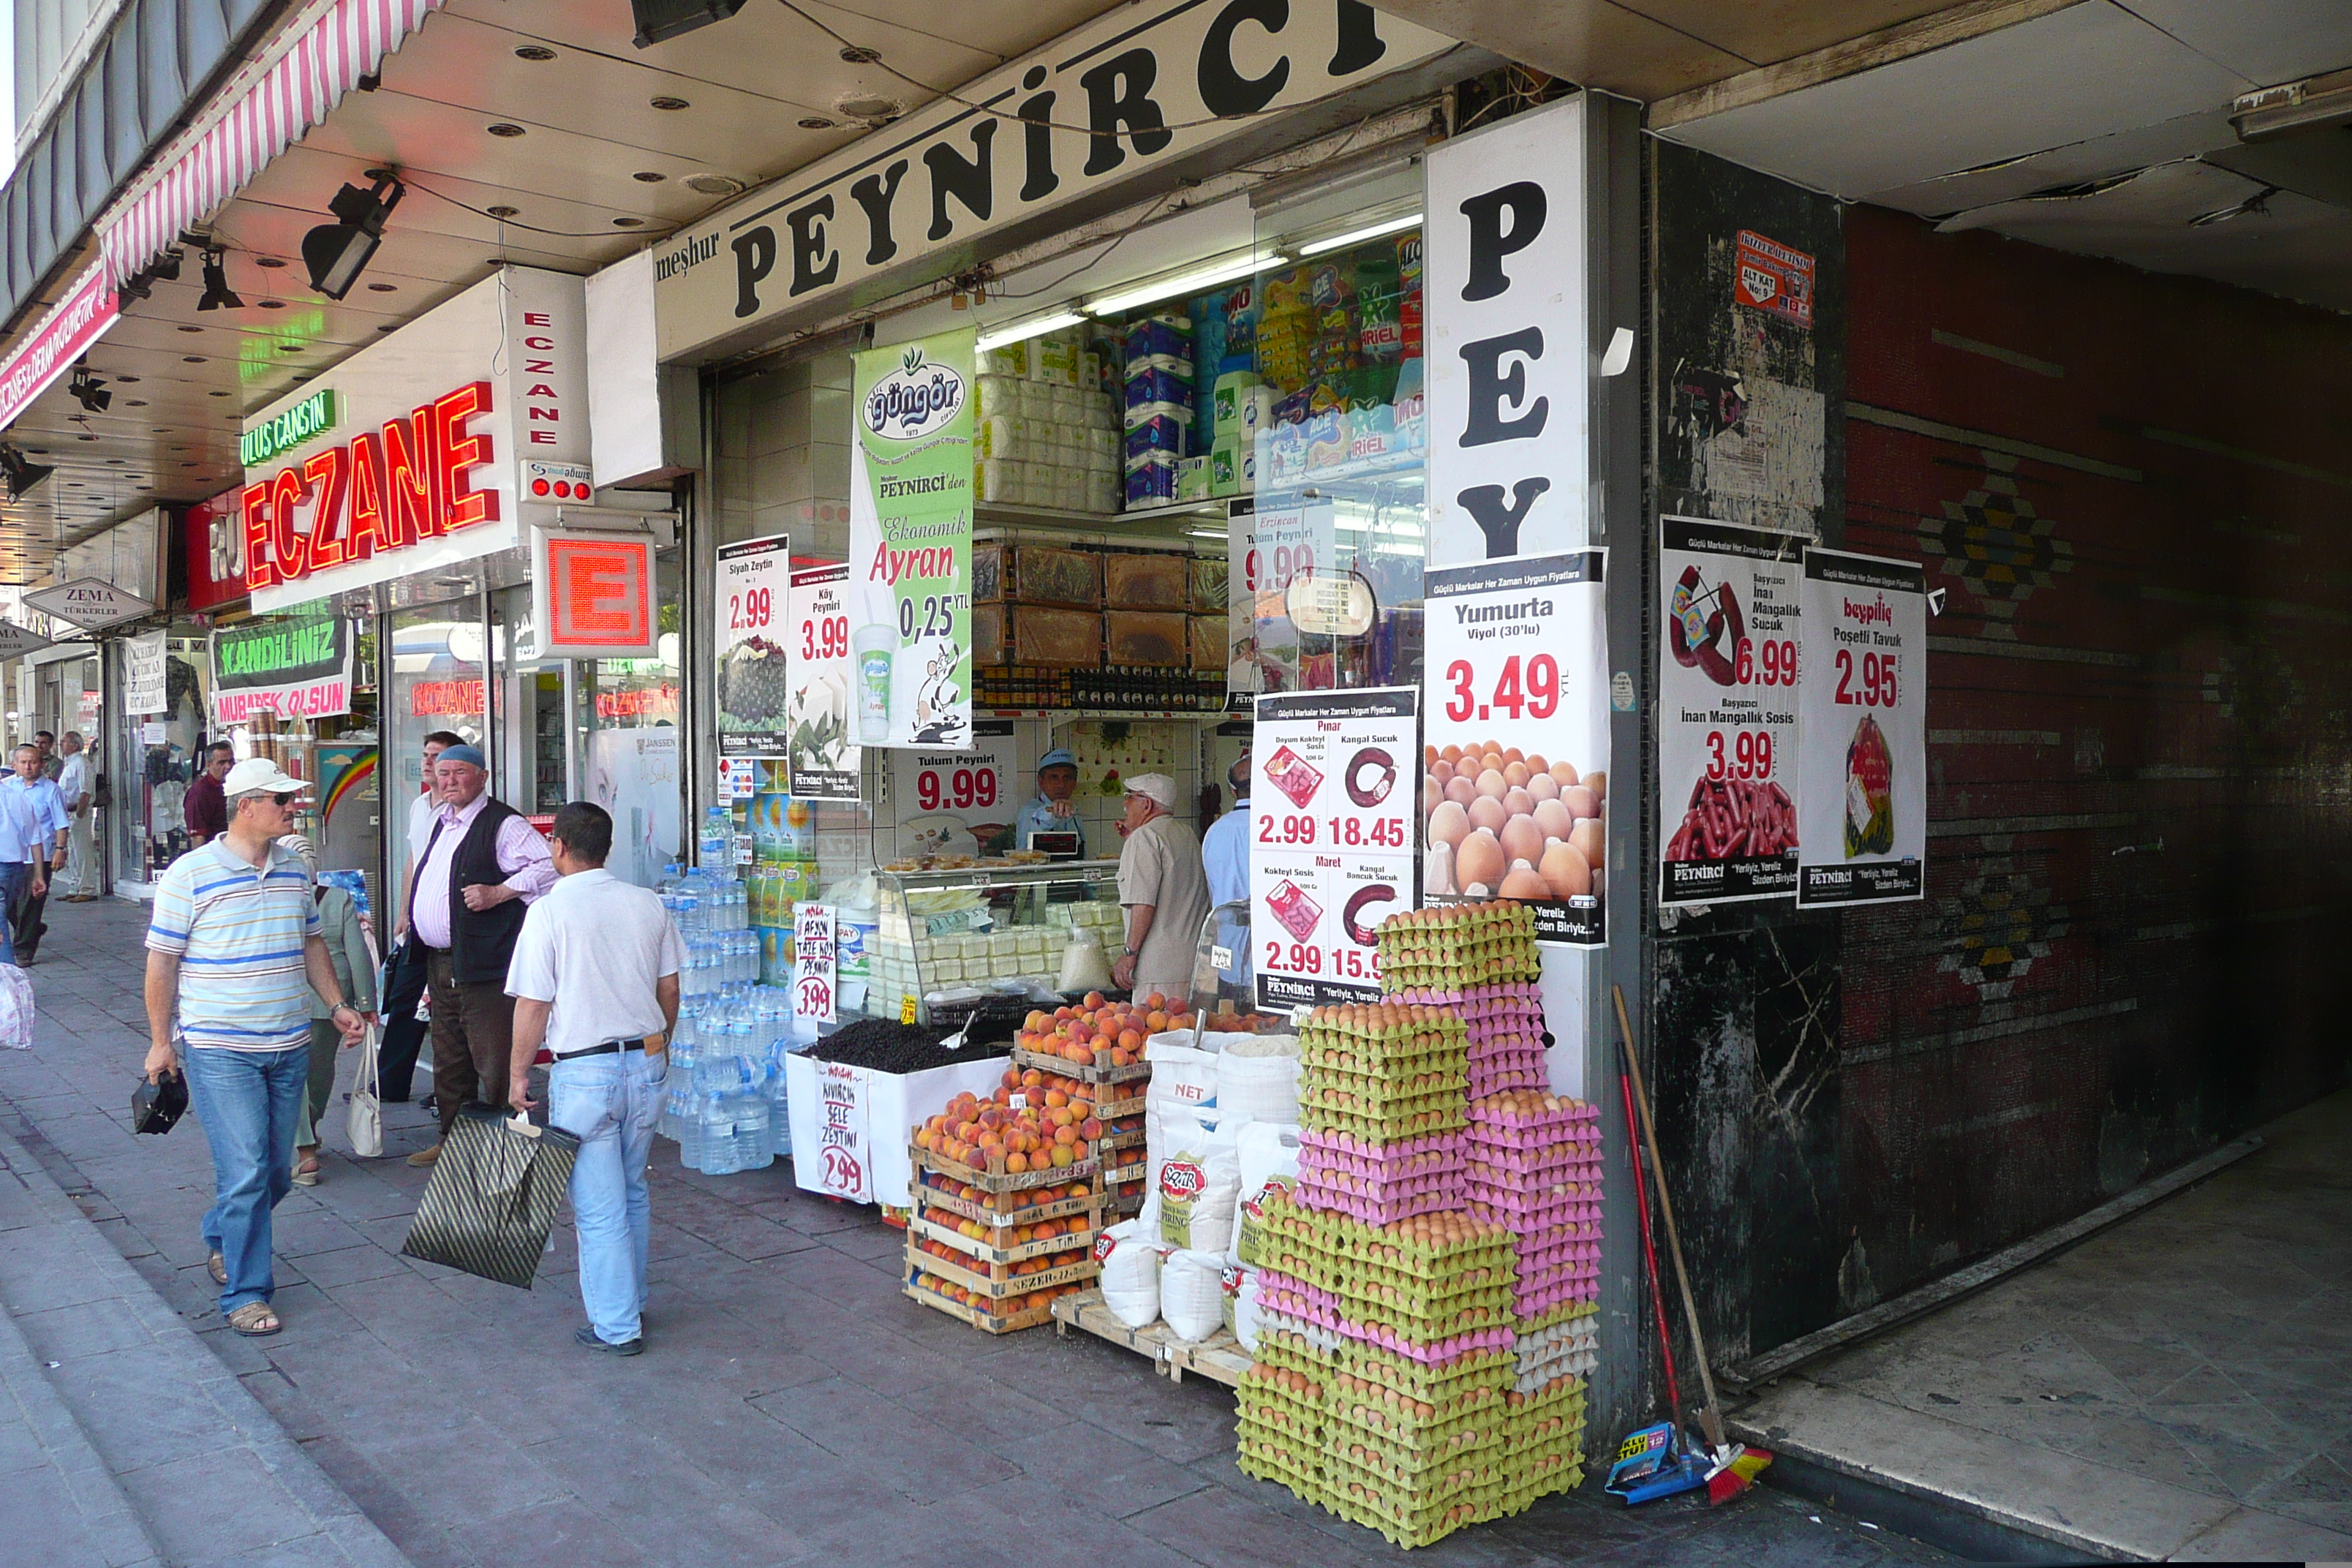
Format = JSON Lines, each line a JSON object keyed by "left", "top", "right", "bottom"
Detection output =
{"left": 97, "top": 0, "right": 447, "bottom": 282}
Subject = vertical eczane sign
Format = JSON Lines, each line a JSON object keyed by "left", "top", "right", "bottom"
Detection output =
{"left": 1425, "top": 95, "right": 1588, "bottom": 568}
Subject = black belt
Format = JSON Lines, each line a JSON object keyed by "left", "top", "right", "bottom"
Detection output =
{"left": 552, "top": 1037, "right": 655, "bottom": 1061}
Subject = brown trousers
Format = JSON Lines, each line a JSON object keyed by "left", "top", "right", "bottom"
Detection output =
{"left": 423, "top": 948, "right": 517, "bottom": 1135}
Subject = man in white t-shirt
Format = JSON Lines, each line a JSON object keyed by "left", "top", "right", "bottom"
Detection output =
{"left": 506, "top": 801, "right": 680, "bottom": 1355}
{"left": 56, "top": 731, "right": 96, "bottom": 900}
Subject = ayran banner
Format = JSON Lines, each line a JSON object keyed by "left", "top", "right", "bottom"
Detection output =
{"left": 211, "top": 612, "right": 353, "bottom": 721}
{"left": 848, "top": 330, "right": 974, "bottom": 750}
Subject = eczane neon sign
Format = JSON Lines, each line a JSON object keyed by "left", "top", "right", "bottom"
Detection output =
{"left": 241, "top": 380, "right": 500, "bottom": 592}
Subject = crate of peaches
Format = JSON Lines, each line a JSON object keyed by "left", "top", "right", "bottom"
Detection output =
{"left": 1009, "top": 990, "right": 1190, "bottom": 1084}
{"left": 911, "top": 1079, "right": 1101, "bottom": 1188}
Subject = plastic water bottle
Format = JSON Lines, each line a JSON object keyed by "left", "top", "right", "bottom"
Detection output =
{"left": 695, "top": 1085, "right": 740, "bottom": 1175}
{"left": 661, "top": 1003, "right": 700, "bottom": 1142}
{"left": 730, "top": 1060, "right": 773, "bottom": 1169}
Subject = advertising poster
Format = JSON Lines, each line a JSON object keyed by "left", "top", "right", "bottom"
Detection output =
{"left": 785, "top": 560, "right": 859, "bottom": 799}
{"left": 1795, "top": 549, "right": 1927, "bottom": 907}
{"left": 716, "top": 532, "right": 791, "bottom": 757}
{"left": 1420, "top": 551, "right": 1608, "bottom": 946}
{"left": 1250, "top": 688, "right": 1418, "bottom": 1010}
{"left": 125, "top": 630, "right": 169, "bottom": 715}
{"left": 1226, "top": 494, "right": 1335, "bottom": 697}
{"left": 1657, "top": 517, "right": 1805, "bottom": 905}
{"left": 889, "top": 719, "right": 1014, "bottom": 859}
{"left": 1424, "top": 97, "right": 1588, "bottom": 568}
{"left": 848, "top": 330, "right": 974, "bottom": 750}
{"left": 586, "top": 728, "right": 681, "bottom": 889}
{"left": 211, "top": 613, "right": 354, "bottom": 721}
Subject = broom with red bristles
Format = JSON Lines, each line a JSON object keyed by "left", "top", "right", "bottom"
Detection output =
{"left": 1614, "top": 986, "right": 1774, "bottom": 1505}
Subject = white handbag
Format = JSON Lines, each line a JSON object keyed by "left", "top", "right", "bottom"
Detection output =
{"left": 346, "top": 1022, "right": 384, "bottom": 1158}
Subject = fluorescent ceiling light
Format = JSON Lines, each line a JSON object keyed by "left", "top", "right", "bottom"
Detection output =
{"left": 974, "top": 311, "right": 1085, "bottom": 353}
{"left": 1087, "top": 252, "right": 1281, "bottom": 317}
{"left": 1297, "top": 213, "right": 1421, "bottom": 257}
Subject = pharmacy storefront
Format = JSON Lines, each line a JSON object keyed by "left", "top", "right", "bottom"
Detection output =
{"left": 238, "top": 265, "right": 685, "bottom": 917}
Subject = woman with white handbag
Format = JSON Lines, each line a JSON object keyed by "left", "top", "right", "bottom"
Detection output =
{"left": 284, "top": 837, "right": 380, "bottom": 1183}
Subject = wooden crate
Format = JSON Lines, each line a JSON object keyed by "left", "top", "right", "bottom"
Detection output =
{"left": 912, "top": 1141, "right": 1100, "bottom": 1191}
{"left": 911, "top": 1174, "right": 1104, "bottom": 1228}
{"left": 907, "top": 1235, "right": 1100, "bottom": 1300}
{"left": 904, "top": 1278, "right": 1058, "bottom": 1335}
{"left": 1010, "top": 1044, "right": 1152, "bottom": 1088}
{"left": 1050, "top": 1289, "right": 1254, "bottom": 1386}
{"left": 908, "top": 1210, "right": 1100, "bottom": 1272}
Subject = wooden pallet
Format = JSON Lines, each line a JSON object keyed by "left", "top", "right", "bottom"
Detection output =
{"left": 903, "top": 1279, "right": 1058, "bottom": 1335}
{"left": 1050, "top": 1289, "right": 1254, "bottom": 1387}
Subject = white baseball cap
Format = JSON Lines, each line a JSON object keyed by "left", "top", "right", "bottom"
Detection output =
{"left": 1123, "top": 773, "right": 1177, "bottom": 812}
{"left": 224, "top": 757, "right": 307, "bottom": 800}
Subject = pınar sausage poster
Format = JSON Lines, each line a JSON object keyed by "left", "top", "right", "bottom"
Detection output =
{"left": 1420, "top": 551, "right": 1609, "bottom": 946}
{"left": 1251, "top": 687, "right": 1418, "bottom": 1011}
{"left": 1795, "top": 548, "right": 1927, "bottom": 907}
{"left": 1656, "top": 516, "right": 1805, "bottom": 905}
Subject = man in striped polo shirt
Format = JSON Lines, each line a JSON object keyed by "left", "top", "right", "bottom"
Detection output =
{"left": 145, "top": 758, "right": 367, "bottom": 1338}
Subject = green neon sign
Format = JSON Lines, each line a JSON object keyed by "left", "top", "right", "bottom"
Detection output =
{"left": 240, "top": 389, "right": 338, "bottom": 468}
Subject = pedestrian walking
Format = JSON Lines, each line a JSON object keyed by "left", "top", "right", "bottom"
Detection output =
{"left": 404, "top": 742, "right": 554, "bottom": 1167}
{"left": 4, "top": 744, "right": 69, "bottom": 963}
{"left": 185, "top": 740, "right": 233, "bottom": 846}
{"left": 505, "top": 802, "right": 681, "bottom": 1354}
{"left": 32, "top": 730, "right": 61, "bottom": 782}
{"left": 143, "top": 758, "right": 366, "bottom": 1337}
{"left": 0, "top": 772, "right": 43, "bottom": 967}
{"left": 282, "top": 835, "right": 377, "bottom": 1186}
{"left": 56, "top": 731, "right": 98, "bottom": 901}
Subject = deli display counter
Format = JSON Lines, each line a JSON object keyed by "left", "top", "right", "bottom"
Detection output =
{"left": 867, "top": 859, "right": 1127, "bottom": 1024}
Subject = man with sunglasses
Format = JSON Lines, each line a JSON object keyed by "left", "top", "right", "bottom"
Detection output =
{"left": 144, "top": 759, "right": 367, "bottom": 1338}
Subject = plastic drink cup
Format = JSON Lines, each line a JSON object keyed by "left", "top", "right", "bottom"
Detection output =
{"left": 851, "top": 623, "right": 895, "bottom": 742}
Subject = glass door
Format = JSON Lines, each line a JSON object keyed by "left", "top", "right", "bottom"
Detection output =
{"left": 385, "top": 598, "right": 489, "bottom": 921}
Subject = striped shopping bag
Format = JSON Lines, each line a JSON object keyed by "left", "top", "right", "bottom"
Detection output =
{"left": 400, "top": 1106, "right": 579, "bottom": 1288}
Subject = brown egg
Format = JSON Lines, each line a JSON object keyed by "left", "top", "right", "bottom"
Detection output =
{"left": 1430, "top": 758, "right": 1454, "bottom": 786}
{"left": 1563, "top": 785, "right": 1600, "bottom": 820}
{"left": 1532, "top": 798, "right": 1575, "bottom": 842}
{"left": 1423, "top": 745, "right": 1439, "bottom": 766}
{"left": 1549, "top": 761, "right": 1581, "bottom": 788}
{"left": 1539, "top": 841, "right": 1592, "bottom": 899}
{"left": 1524, "top": 754, "right": 1549, "bottom": 777}
{"left": 1424, "top": 778, "right": 1450, "bottom": 820}
{"left": 1525, "top": 772, "right": 1560, "bottom": 804}
{"left": 1502, "top": 786, "right": 1534, "bottom": 818}
{"left": 1501, "top": 747, "right": 1524, "bottom": 766}
{"left": 1440, "top": 745, "right": 1463, "bottom": 765}
{"left": 1500, "top": 814, "right": 1545, "bottom": 867}
{"left": 1444, "top": 775, "right": 1479, "bottom": 806}
{"left": 1569, "top": 817, "right": 1605, "bottom": 870}
{"left": 1585, "top": 769, "right": 1606, "bottom": 801}
{"left": 1502, "top": 761, "right": 1531, "bottom": 788}
{"left": 1456, "top": 829, "right": 1505, "bottom": 893}
{"left": 1474, "top": 768, "right": 1508, "bottom": 799}
{"left": 1468, "top": 794, "right": 1509, "bottom": 834}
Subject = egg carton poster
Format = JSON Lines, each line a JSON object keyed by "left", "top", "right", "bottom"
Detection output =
{"left": 785, "top": 560, "right": 861, "bottom": 800}
{"left": 1794, "top": 547, "right": 1926, "bottom": 908}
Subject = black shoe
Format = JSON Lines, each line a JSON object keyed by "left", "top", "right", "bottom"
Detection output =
{"left": 574, "top": 1324, "right": 644, "bottom": 1355}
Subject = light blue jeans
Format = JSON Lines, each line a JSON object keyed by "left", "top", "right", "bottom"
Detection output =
{"left": 0, "top": 862, "right": 24, "bottom": 964}
{"left": 180, "top": 1044, "right": 309, "bottom": 1313}
{"left": 549, "top": 1047, "right": 666, "bottom": 1345}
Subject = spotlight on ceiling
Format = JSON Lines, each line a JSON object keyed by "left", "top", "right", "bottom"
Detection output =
{"left": 197, "top": 249, "right": 244, "bottom": 311}
{"left": 630, "top": 0, "right": 746, "bottom": 48}
{"left": 148, "top": 248, "right": 185, "bottom": 283}
{"left": 69, "top": 363, "right": 111, "bottom": 414}
{"left": 302, "top": 174, "right": 405, "bottom": 300}
{"left": 0, "top": 447, "right": 56, "bottom": 502}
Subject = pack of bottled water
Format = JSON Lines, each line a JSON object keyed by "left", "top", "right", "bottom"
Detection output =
{"left": 657, "top": 984, "right": 804, "bottom": 1175}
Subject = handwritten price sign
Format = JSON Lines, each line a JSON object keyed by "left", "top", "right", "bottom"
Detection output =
{"left": 794, "top": 902, "right": 837, "bottom": 1026}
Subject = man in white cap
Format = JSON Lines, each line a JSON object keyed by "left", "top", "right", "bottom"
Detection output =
{"left": 143, "top": 758, "right": 367, "bottom": 1338}
{"left": 1014, "top": 747, "right": 1087, "bottom": 855}
{"left": 1112, "top": 773, "right": 1212, "bottom": 1004}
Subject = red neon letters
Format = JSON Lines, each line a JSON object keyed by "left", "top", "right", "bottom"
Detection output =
{"left": 243, "top": 381, "right": 500, "bottom": 591}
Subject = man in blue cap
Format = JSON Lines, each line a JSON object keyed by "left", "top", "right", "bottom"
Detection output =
{"left": 1014, "top": 748, "right": 1087, "bottom": 856}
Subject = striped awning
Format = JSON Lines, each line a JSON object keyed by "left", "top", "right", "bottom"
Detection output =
{"left": 97, "top": 0, "right": 445, "bottom": 281}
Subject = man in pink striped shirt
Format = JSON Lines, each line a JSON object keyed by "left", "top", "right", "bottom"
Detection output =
{"left": 402, "top": 744, "right": 555, "bottom": 1167}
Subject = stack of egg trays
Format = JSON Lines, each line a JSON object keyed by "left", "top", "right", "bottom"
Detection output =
{"left": 1339, "top": 1335, "right": 1517, "bottom": 1406}
{"left": 1319, "top": 1455, "right": 1539, "bottom": 1549}
{"left": 1504, "top": 1376, "right": 1590, "bottom": 1497}
{"left": 1467, "top": 1053, "right": 1549, "bottom": 1098}
{"left": 1514, "top": 1316, "right": 1599, "bottom": 1393}
{"left": 1235, "top": 1358, "right": 1327, "bottom": 1501}
{"left": 1376, "top": 902, "right": 1541, "bottom": 993}
{"left": 1295, "top": 1129, "right": 1469, "bottom": 1226}
{"left": 1300, "top": 1086, "right": 1468, "bottom": 1142}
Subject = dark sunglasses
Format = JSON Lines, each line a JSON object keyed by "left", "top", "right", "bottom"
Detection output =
{"left": 268, "top": 792, "right": 298, "bottom": 807}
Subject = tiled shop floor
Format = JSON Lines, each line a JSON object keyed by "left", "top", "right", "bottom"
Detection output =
{"left": 2, "top": 899, "right": 1948, "bottom": 1568}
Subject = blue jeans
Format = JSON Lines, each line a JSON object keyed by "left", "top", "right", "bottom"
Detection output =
{"left": 549, "top": 1047, "right": 666, "bottom": 1344}
{"left": 180, "top": 1044, "right": 309, "bottom": 1313}
{"left": 0, "top": 862, "right": 24, "bottom": 964}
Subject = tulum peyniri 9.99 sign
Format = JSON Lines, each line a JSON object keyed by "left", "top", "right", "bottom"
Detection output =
{"left": 241, "top": 266, "right": 589, "bottom": 613}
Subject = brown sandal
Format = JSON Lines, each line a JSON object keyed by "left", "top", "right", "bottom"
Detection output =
{"left": 208, "top": 1251, "right": 227, "bottom": 1285}
{"left": 293, "top": 1149, "right": 320, "bottom": 1186}
{"left": 225, "top": 1302, "right": 280, "bottom": 1336}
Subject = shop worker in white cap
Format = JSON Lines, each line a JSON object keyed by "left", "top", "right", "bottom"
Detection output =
{"left": 1014, "top": 747, "right": 1087, "bottom": 855}
{"left": 1112, "top": 773, "right": 1212, "bottom": 1003}
{"left": 404, "top": 742, "right": 555, "bottom": 1166}
{"left": 143, "top": 758, "right": 366, "bottom": 1338}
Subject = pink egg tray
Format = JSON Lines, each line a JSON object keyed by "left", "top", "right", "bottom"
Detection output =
{"left": 1513, "top": 1283, "right": 1599, "bottom": 1315}
{"left": 1383, "top": 981, "right": 1540, "bottom": 1011}
{"left": 1298, "top": 1128, "right": 1469, "bottom": 1175}
{"left": 1464, "top": 1190, "right": 1599, "bottom": 1226}
{"left": 1335, "top": 1318, "right": 1517, "bottom": 1364}
{"left": 1468, "top": 1098, "right": 1600, "bottom": 1134}
{"left": 1466, "top": 1068, "right": 1550, "bottom": 1098}
{"left": 1297, "top": 1179, "right": 1466, "bottom": 1226}
{"left": 1463, "top": 1137, "right": 1602, "bottom": 1169}
{"left": 1507, "top": 1239, "right": 1602, "bottom": 1273}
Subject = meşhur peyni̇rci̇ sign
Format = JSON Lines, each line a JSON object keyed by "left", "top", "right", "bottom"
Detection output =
{"left": 212, "top": 611, "right": 354, "bottom": 721}
{"left": 848, "top": 329, "right": 973, "bottom": 750}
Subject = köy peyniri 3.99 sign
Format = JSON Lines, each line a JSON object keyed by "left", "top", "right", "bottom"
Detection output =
{"left": 848, "top": 330, "right": 973, "bottom": 749}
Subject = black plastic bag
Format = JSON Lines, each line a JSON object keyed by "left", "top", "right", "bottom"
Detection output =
{"left": 132, "top": 1068, "right": 189, "bottom": 1135}
{"left": 399, "top": 1105, "right": 579, "bottom": 1289}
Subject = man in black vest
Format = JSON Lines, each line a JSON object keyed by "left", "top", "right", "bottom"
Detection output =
{"left": 402, "top": 743, "right": 556, "bottom": 1167}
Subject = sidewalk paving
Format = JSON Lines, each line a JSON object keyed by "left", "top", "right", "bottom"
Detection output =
{"left": 1, "top": 898, "right": 1953, "bottom": 1568}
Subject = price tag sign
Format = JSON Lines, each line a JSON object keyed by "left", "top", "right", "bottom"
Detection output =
{"left": 717, "top": 532, "right": 791, "bottom": 758}
{"left": 794, "top": 901, "right": 838, "bottom": 1025}
{"left": 813, "top": 1059, "right": 871, "bottom": 1202}
{"left": 1657, "top": 517, "right": 1806, "bottom": 905}
{"left": 1420, "top": 551, "right": 1609, "bottom": 946}
{"left": 889, "top": 719, "right": 1013, "bottom": 857}
{"left": 1795, "top": 548, "right": 1926, "bottom": 906}
{"left": 785, "top": 561, "right": 861, "bottom": 801}
{"left": 1228, "top": 496, "right": 1335, "bottom": 696}
{"left": 1250, "top": 688, "right": 1417, "bottom": 1010}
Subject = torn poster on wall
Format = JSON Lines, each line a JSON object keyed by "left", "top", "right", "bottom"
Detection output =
{"left": 1733, "top": 230, "right": 1817, "bottom": 328}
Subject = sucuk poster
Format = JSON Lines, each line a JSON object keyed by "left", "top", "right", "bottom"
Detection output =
{"left": 716, "top": 532, "right": 791, "bottom": 758}
{"left": 1657, "top": 516, "right": 1805, "bottom": 905}
{"left": 1251, "top": 687, "right": 1419, "bottom": 1011}
{"left": 848, "top": 329, "right": 974, "bottom": 750}
{"left": 1795, "top": 548, "right": 1927, "bottom": 907}
{"left": 1420, "top": 551, "right": 1608, "bottom": 946}
{"left": 786, "top": 560, "right": 859, "bottom": 800}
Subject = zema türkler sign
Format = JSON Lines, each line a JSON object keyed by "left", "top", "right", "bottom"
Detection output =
{"left": 240, "top": 266, "right": 589, "bottom": 614}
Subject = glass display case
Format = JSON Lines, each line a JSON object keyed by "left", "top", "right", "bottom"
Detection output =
{"left": 867, "top": 859, "right": 1127, "bottom": 1023}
